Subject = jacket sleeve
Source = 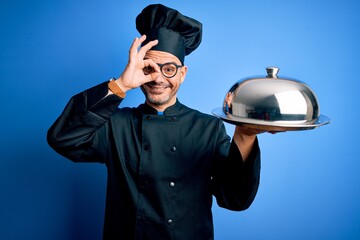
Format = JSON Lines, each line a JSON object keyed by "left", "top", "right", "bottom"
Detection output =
{"left": 47, "top": 81, "right": 123, "bottom": 163}
{"left": 211, "top": 121, "right": 261, "bottom": 211}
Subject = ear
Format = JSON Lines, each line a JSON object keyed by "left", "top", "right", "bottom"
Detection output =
{"left": 180, "top": 65, "right": 188, "bottom": 83}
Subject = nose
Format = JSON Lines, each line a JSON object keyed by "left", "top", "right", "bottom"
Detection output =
{"left": 152, "top": 73, "right": 166, "bottom": 83}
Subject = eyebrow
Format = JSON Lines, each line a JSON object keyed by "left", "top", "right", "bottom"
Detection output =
{"left": 143, "top": 58, "right": 181, "bottom": 65}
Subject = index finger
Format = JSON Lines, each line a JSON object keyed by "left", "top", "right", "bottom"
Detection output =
{"left": 138, "top": 38, "right": 159, "bottom": 56}
{"left": 129, "top": 35, "right": 146, "bottom": 55}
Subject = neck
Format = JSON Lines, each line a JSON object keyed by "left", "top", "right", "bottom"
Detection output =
{"left": 146, "top": 98, "right": 177, "bottom": 112}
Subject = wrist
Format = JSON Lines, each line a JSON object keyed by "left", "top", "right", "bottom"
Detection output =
{"left": 114, "top": 77, "right": 131, "bottom": 93}
{"left": 108, "top": 78, "right": 126, "bottom": 98}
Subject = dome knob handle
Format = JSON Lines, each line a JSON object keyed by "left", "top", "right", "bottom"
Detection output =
{"left": 266, "top": 66, "right": 279, "bottom": 78}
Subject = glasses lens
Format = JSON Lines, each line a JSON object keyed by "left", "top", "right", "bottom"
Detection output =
{"left": 162, "top": 63, "right": 177, "bottom": 78}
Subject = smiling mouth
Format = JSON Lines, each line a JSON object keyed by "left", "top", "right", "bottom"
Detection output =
{"left": 146, "top": 83, "right": 170, "bottom": 93}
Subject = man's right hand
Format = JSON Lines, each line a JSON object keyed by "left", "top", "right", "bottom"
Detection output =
{"left": 114, "top": 35, "right": 161, "bottom": 93}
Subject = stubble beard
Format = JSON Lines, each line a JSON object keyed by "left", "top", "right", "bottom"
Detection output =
{"left": 147, "top": 93, "right": 171, "bottom": 105}
{"left": 141, "top": 86, "right": 173, "bottom": 106}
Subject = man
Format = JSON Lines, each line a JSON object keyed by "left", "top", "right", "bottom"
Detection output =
{"left": 47, "top": 4, "right": 261, "bottom": 240}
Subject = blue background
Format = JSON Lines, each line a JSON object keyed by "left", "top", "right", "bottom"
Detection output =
{"left": 1, "top": 0, "right": 359, "bottom": 239}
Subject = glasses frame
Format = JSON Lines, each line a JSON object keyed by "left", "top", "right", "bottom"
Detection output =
{"left": 144, "top": 62, "right": 183, "bottom": 78}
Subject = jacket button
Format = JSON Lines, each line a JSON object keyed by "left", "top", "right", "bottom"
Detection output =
{"left": 167, "top": 219, "right": 173, "bottom": 225}
{"left": 169, "top": 182, "right": 175, "bottom": 187}
{"left": 144, "top": 145, "right": 150, "bottom": 151}
{"left": 170, "top": 146, "right": 177, "bottom": 152}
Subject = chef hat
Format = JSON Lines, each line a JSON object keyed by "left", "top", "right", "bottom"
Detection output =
{"left": 136, "top": 4, "right": 202, "bottom": 65}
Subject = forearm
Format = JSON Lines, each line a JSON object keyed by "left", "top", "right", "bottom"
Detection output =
{"left": 47, "top": 81, "right": 123, "bottom": 162}
{"left": 212, "top": 121, "right": 261, "bottom": 211}
{"left": 213, "top": 140, "right": 261, "bottom": 211}
{"left": 233, "top": 125, "right": 260, "bottom": 162}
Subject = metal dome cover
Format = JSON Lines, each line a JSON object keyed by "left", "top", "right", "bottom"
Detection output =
{"left": 212, "top": 67, "right": 331, "bottom": 131}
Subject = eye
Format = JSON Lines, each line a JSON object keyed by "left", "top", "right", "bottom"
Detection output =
{"left": 163, "top": 65, "right": 176, "bottom": 74}
{"left": 143, "top": 66, "right": 154, "bottom": 75}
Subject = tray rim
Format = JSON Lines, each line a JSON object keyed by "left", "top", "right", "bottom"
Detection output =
{"left": 211, "top": 107, "right": 331, "bottom": 131}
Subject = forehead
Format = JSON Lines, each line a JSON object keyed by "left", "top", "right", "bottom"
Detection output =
{"left": 144, "top": 50, "right": 182, "bottom": 64}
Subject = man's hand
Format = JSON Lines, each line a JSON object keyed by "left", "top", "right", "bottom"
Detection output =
{"left": 114, "top": 35, "right": 161, "bottom": 93}
{"left": 233, "top": 125, "right": 284, "bottom": 161}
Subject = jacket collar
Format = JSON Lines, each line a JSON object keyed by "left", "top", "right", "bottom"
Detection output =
{"left": 138, "top": 99, "right": 184, "bottom": 116}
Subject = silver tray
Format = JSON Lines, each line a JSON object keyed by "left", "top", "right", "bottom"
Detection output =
{"left": 212, "top": 107, "right": 331, "bottom": 131}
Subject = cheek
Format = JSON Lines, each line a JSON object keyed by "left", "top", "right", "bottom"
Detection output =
{"left": 171, "top": 79, "right": 182, "bottom": 89}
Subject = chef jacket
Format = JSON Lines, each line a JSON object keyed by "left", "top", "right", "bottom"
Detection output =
{"left": 47, "top": 81, "right": 261, "bottom": 240}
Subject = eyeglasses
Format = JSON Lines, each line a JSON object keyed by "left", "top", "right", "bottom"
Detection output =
{"left": 143, "top": 62, "right": 183, "bottom": 78}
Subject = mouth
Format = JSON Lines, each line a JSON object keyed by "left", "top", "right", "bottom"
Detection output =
{"left": 145, "top": 83, "right": 170, "bottom": 94}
